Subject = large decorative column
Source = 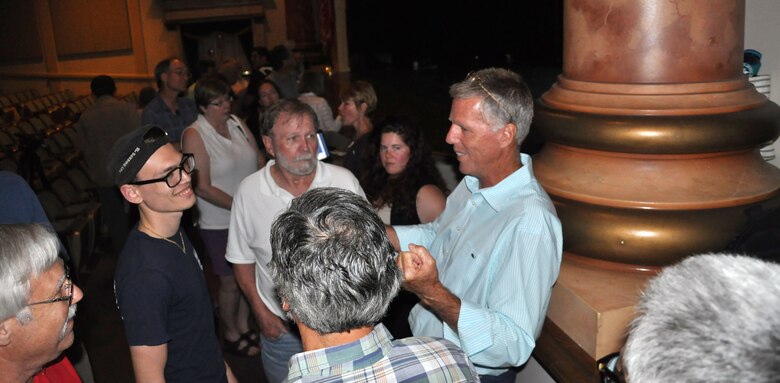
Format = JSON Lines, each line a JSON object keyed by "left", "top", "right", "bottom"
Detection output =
{"left": 533, "top": 0, "right": 780, "bottom": 360}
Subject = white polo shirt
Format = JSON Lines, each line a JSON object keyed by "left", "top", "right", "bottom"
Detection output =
{"left": 226, "top": 160, "right": 365, "bottom": 318}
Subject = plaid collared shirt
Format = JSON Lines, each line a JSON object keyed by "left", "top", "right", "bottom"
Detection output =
{"left": 285, "top": 324, "right": 480, "bottom": 382}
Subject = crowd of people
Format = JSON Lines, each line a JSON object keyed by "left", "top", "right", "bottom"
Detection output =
{"left": 1, "top": 43, "right": 777, "bottom": 383}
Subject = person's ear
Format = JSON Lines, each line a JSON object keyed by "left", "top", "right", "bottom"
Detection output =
{"left": 358, "top": 102, "right": 368, "bottom": 115}
{"left": 0, "top": 320, "right": 13, "bottom": 347}
{"left": 120, "top": 184, "right": 143, "bottom": 205}
{"left": 499, "top": 122, "right": 517, "bottom": 149}
{"left": 263, "top": 136, "right": 275, "bottom": 158}
{"left": 281, "top": 300, "right": 290, "bottom": 312}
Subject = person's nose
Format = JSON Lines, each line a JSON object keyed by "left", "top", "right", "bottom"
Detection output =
{"left": 181, "top": 167, "right": 193, "bottom": 183}
{"left": 445, "top": 125, "right": 459, "bottom": 145}
{"left": 71, "top": 284, "right": 84, "bottom": 305}
{"left": 301, "top": 138, "right": 313, "bottom": 154}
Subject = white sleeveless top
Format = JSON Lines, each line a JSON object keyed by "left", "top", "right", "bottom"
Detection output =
{"left": 184, "top": 114, "right": 258, "bottom": 229}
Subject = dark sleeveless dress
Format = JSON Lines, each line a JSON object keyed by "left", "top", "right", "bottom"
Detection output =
{"left": 381, "top": 177, "right": 436, "bottom": 339}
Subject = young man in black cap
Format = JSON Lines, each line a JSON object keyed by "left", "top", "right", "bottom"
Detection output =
{"left": 107, "top": 125, "right": 236, "bottom": 383}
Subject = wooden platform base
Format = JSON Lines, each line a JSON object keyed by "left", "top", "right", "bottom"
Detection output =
{"left": 546, "top": 254, "right": 654, "bottom": 360}
{"left": 533, "top": 255, "right": 655, "bottom": 381}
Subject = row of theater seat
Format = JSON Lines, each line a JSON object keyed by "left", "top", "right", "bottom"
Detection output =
{"left": 0, "top": 88, "right": 136, "bottom": 277}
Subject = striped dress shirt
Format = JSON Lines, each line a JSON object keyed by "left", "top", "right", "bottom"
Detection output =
{"left": 394, "top": 154, "right": 563, "bottom": 377}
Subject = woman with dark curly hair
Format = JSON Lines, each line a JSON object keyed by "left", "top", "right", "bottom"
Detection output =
{"left": 362, "top": 116, "right": 447, "bottom": 226}
{"left": 361, "top": 117, "right": 447, "bottom": 338}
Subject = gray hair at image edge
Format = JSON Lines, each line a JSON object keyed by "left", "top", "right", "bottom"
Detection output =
{"left": 449, "top": 67, "right": 534, "bottom": 147}
{"left": 622, "top": 253, "right": 780, "bottom": 383}
{"left": 269, "top": 187, "right": 402, "bottom": 334}
{"left": 0, "top": 224, "right": 60, "bottom": 322}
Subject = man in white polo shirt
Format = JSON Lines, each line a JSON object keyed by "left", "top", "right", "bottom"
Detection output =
{"left": 226, "top": 99, "right": 364, "bottom": 383}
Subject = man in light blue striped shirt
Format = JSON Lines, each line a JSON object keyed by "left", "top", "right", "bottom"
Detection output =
{"left": 269, "top": 188, "right": 479, "bottom": 382}
{"left": 388, "top": 68, "right": 563, "bottom": 382}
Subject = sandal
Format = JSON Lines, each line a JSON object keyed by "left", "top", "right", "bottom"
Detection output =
{"left": 242, "top": 329, "right": 260, "bottom": 345}
{"left": 223, "top": 332, "right": 260, "bottom": 357}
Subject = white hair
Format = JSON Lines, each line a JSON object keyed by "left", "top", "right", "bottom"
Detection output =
{"left": 623, "top": 253, "right": 780, "bottom": 383}
{"left": 0, "top": 224, "right": 60, "bottom": 322}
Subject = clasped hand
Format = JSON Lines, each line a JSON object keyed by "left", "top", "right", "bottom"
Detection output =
{"left": 396, "top": 243, "right": 442, "bottom": 300}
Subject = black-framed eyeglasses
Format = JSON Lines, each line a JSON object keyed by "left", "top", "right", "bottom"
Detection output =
{"left": 27, "top": 264, "right": 73, "bottom": 307}
{"left": 597, "top": 352, "right": 626, "bottom": 383}
{"left": 465, "top": 71, "right": 511, "bottom": 117}
{"left": 128, "top": 153, "right": 196, "bottom": 188}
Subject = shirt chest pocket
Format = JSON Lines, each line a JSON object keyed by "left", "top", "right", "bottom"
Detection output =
{"left": 439, "top": 241, "right": 489, "bottom": 293}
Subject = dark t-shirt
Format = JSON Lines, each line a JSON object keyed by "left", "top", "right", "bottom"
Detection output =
{"left": 114, "top": 225, "right": 226, "bottom": 383}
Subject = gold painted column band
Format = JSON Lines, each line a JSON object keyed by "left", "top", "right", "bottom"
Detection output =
{"left": 534, "top": 102, "right": 780, "bottom": 153}
{"left": 534, "top": 144, "right": 780, "bottom": 209}
{"left": 551, "top": 194, "right": 780, "bottom": 267}
{"left": 540, "top": 76, "right": 767, "bottom": 116}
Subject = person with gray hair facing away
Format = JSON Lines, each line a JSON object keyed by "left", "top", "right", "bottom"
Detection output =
{"left": 0, "top": 224, "right": 84, "bottom": 383}
{"left": 270, "top": 187, "right": 479, "bottom": 382}
{"left": 621, "top": 253, "right": 780, "bottom": 383}
{"left": 387, "top": 68, "right": 563, "bottom": 382}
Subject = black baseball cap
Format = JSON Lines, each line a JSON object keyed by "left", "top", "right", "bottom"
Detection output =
{"left": 107, "top": 125, "right": 171, "bottom": 186}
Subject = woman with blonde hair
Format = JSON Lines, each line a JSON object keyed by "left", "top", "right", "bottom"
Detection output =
{"left": 339, "top": 80, "right": 377, "bottom": 179}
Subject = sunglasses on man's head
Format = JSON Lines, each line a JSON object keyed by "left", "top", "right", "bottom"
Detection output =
{"left": 465, "top": 71, "right": 510, "bottom": 117}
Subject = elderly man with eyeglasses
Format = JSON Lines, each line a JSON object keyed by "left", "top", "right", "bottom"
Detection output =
{"left": 0, "top": 223, "right": 84, "bottom": 383}
{"left": 386, "top": 68, "right": 563, "bottom": 382}
{"left": 108, "top": 125, "right": 236, "bottom": 383}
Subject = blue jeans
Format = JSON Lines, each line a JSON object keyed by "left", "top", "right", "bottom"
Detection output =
{"left": 260, "top": 330, "right": 303, "bottom": 383}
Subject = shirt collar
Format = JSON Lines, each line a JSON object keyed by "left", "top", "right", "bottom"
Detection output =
{"left": 286, "top": 324, "right": 394, "bottom": 380}
{"left": 464, "top": 153, "right": 534, "bottom": 212}
{"left": 264, "top": 160, "right": 327, "bottom": 198}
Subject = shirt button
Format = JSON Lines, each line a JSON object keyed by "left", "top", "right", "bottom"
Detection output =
{"left": 456, "top": 226, "right": 462, "bottom": 232}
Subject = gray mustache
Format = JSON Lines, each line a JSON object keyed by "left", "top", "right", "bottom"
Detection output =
{"left": 67, "top": 304, "right": 77, "bottom": 321}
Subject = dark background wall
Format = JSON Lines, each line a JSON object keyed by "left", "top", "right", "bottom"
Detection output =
{"left": 346, "top": 1, "right": 564, "bottom": 71}
{"left": 344, "top": 1, "right": 565, "bottom": 155}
